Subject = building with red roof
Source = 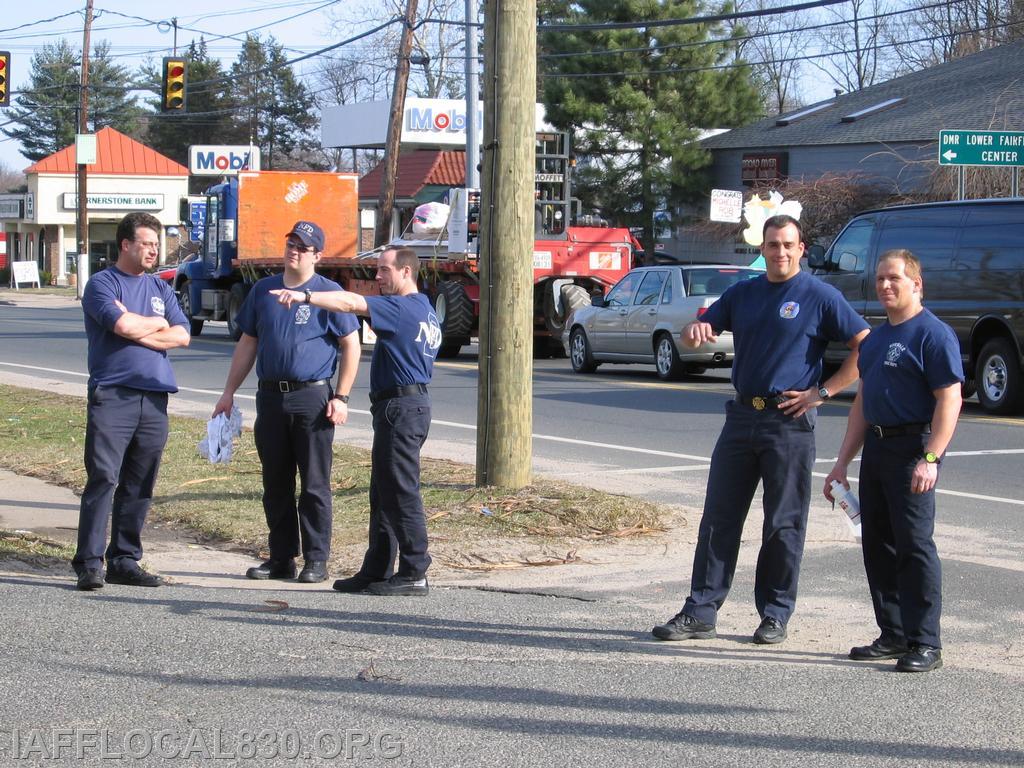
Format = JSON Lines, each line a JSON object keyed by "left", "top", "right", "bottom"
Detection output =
{"left": 0, "top": 127, "right": 189, "bottom": 284}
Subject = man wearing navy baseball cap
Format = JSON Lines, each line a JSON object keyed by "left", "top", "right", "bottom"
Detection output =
{"left": 213, "top": 219, "right": 361, "bottom": 583}
{"left": 287, "top": 221, "right": 325, "bottom": 253}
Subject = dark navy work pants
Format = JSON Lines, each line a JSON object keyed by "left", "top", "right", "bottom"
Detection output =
{"left": 359, "top": 394, "right": 432, "bottom": 579}
{"left": 254, "top": 385, "right": 335, "bottom": 562}
{"left": 858, "top": 432, "right": 942, "bottom": 648}
{"left": 73, "top": 386, "right": 169, "bottom": 573}
{"left": 683, "top": 400, "right": 816, "bottom": 626}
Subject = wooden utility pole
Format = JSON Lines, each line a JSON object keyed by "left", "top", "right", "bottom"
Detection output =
{"left": 374, "top": 0, "right": 418, "bottom": 247}
{"left": 475, "top": 0, "right": 536, "bottom": 488}
{"left": 76, "top": 0, "right": 94, "bottom": 262}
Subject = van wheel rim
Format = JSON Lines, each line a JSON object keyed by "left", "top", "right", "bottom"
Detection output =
{"left": 983, "top": 354, "right": 1008, "bottom": 401}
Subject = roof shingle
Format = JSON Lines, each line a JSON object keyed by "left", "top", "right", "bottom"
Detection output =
{"left": 24, "top": 126, "right": 189, "bottom": 176}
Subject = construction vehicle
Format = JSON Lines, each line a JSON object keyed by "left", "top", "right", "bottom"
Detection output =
{"left": 174, "top": 133, "right": 636, "bottom": 355}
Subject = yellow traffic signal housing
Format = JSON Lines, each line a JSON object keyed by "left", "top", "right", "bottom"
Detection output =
{"left": 0, "top": 52, "right": 10, "bottom": 107}
{"left": 161, "top": 57, "right": 186, "bottom": 112}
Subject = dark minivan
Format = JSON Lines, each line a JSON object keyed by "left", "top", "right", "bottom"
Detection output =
{"left": 808, "top": 198, "right": 1024, "bottom": 415}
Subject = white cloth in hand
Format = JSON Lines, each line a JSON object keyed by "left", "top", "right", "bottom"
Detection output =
{"left": 198, "top": 406, "right": 243, "bottom": 464}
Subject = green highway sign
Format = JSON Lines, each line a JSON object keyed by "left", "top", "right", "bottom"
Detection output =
{"left": 939, "top": 130, "right": 1024, "bottom": 167}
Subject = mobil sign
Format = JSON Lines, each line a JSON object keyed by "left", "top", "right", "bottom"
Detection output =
{"left": 189, "top": 145, "right": 262, "bottom": 176}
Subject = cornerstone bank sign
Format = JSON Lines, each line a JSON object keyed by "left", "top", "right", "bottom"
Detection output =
{"left": 62, "top": 193, "right": 164, "bottom": 211}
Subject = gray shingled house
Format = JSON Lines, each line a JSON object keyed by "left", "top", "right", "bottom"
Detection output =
{"left": 670, "top": 39, "right": 1023, "bottom": 262}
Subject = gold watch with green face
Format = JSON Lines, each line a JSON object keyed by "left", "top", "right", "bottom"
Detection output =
{"left": 924, "top": 451, "right": 941, "bottom": 465}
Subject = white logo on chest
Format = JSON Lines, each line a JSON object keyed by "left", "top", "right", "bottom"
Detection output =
{"left": 885, "top": 342, "right": 906, "bottom": 367}
{"left": 295, "top": 305, "right": 311, "bottom": 325}
{"left": 150, "top": 296, "right": 165, "bottom": 315}
{"left": 779, "top": 301, "right": 800, "bottom": 319}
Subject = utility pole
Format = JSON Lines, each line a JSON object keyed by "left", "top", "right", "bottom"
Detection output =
{"left": 464, "top": 0, "right": 480, "bottom": 189}
{"left": 76, "top": 0, "right": 94, "bottom": 266}
{"left": 374, "top": 0, "right": 418, "bottom": 247}
{"left": 475, "top": 0, "right": 536, "bottom": 488}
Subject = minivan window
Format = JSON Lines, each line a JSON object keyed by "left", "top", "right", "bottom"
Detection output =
{"left": 957, "top": 208, "right": 1024, "bottom": 270}
{"left": 827, "top": 219, "right": 874, "bottom": 273}
{"left": 635, "top": 270, "right": 667, "bottom": 305}
{"left": 876, "top": 210, "right": 960, "bottom": 269}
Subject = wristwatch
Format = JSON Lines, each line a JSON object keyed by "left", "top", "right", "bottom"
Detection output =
{"left": 923, "top": 451, "right": 941, "bottom": 465}
{"left": 335, "top": 394, "right": 350, "bottom": 404}
{"left": 817, "top": 386, "right": 831, "bottom": 401}
{"left": 303, "top": 289, "right": 312, "bottom": 304}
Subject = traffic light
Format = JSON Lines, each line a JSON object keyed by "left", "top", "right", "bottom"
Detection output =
{"left": 161, "top": 56, "right": 186, "bottom": 112}
{"left": 0, "top": 52, "right": 10, "bottom": 108}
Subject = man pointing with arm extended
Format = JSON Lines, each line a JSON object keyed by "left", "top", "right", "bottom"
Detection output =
{"left": 653, "top": 214, "right": 869, "bottom": 644}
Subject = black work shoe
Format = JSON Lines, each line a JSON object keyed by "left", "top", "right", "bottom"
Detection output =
{"left": 76, "top": 568, "right": 104, "bottom": 591}
{"left": 753, "top": 616, "right": 787, "bottom": 644}
{"left": 105, "top": 568, "right": 163, "bottom": 587}
{"left": 364, "top": 574, "right": 429, "bottom": 596}
{"left": 652, "top": 611, "right": 717, "bottom": 641}
{"left": 332, "top": 574, "right": 382, "bottom": 594}
{"left": 849, "top": 635, "right": 909, "bottom": 661}
{"left": 297, "top": 560, "right": 328, "bottom": 583}
{"left": 245, "top": 559, "right": 297, "bottom": 580}
{"left": 896, "top": 644, "right": 943, "bottom": 673}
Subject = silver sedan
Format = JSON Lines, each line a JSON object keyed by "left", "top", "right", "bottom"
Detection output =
{"left": 564, "top": 264, "right": 764, "bottom": 380}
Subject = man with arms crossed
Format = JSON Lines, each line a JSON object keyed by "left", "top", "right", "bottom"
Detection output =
{"left": 653, "top": 214, "right": 869, "bottom": 644}
{"left": 825, "top": 249, "right": 962, "bottom": 672}
{"left": 73, "top": 212, "right": 190, "bottom": 590}
{"left": 271, "top": 248, "right": 441, "bottom": 596}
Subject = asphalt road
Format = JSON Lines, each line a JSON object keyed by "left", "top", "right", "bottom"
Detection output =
{"left": 1, "top": 295, "right": 1023, "bottom": 766}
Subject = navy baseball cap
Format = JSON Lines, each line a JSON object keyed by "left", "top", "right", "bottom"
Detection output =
{"left": 287, "top": 221, "right": 325, "bottom": 251}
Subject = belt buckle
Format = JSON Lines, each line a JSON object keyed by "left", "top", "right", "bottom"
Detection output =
{"left": 278, "top": 381, "right": 291, "bottom": 393}
{"left": 752, "top": 396, "right": 766, "bottom": 411}
{"left": 871, "top": 425, "right": 883, "bottom": 438}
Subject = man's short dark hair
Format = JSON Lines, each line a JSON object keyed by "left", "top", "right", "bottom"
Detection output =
{"left": 392, "top": 248, "right": 420, "bottom": 274}
{"left": 762, "top": 214, "right": 804, "bottom": 244}
{"left": 116, "top": 212, "right": 162, "bottom": 252}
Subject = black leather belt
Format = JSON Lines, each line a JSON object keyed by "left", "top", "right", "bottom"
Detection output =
{"left": 869, "top": 422, "right": 931, "bottom": 438}
{"left": 738, "top": 394, "right": 786, "bottom": 411}
{"left": 258, "top": 379, "right": 329, "bottom": 393}
{"left": 369, "top": 383, "right": 428, "bottom": 404}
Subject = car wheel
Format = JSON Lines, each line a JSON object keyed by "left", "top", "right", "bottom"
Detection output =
{"left": 654, "top": 333, "right": 686, "bottom": 381}
{"left": 976, "top": 338, "right": 1024, "bottom": 415}
{"left": 569, "top": 328, "right": 598, "bottom": 373}
{"left": 226, "top": 283, "right": 249, "bottom": 342}
{"left": 178, "top": 279, "right": 204, "bottom": 337}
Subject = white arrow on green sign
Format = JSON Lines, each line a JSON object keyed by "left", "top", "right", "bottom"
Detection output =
{"left": 939, "top": 130, "right": 1024, "bottom": 167}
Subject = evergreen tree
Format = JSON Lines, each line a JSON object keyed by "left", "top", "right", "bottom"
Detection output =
{"left": 142, "top": 39, "right": 244, "bottom": 169}
{"left": 230, "top": 35, "right": 318, "bottom": 169}
{"left": 540, "top": 0, "right": 761, "bottom": 255}
{"left": 2, "top": 39, "right": 142, "bottom": 161}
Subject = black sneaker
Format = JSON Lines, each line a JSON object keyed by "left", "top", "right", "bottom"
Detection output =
{"left": 896, "top": 644, "right": 942, "bottom": 673}
{"left": 76, "top": 568, "right": 104, "bottom": 591}
{"left": 105, "top": 568, "right": 163, "bottom": 587}
{"left": 753, "top": 616, "right": 787, "bottom": 644}
{"left": 332, "top": 574, "right": 382, "bottom": 593}
{"left": 297, "top": 560, "right": 328, "bottom": 583}
{"left": 364, "top": 574, "right": 429, "bottom": 596}
{"left": 849, "top": 635, "right": 909, "bottom": 661}
{"left": 652, "top": 611, "right": 717, "bottom": 641}
{"left": 245, "top": 559, "right": 297, "bottom": 580}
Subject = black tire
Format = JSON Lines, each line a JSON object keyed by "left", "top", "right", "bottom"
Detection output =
{"left": 227, "top": 283, "right": 249, "bottom": 341}
{"left": 434, "top": 281, "right": 473, "bottom": 358}
{"left": 654, "top": 333, "right": 686, "bottom": 381}
{"left": 961, "top": 379, "right": 976, "bottom": 400}
{"left": 543, "top": 283, "right": 591, "bottom": 335}
{"left": 976, "top": 338, "right": 1024, "bottom": 414}
{"left": 178, "top": 279, "right": 204, "bottom": 336}
{"left": 569, "top": 327, "right": 598, "bottom": 373}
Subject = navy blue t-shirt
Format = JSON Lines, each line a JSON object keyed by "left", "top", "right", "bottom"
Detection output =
{"left": 703, "top": 270, "right": 868, "bottom": 397}
{"left": 82, "top": 266, "right": 189, "bottom": 392}
{"left": 858, "top": 308, "right": 963, "bottom": 426}
{"left": 364, "top": 293, "right": 441, "bottom": 392}
{"left": 236, "top": 273, "right": 359, "bottom": 382}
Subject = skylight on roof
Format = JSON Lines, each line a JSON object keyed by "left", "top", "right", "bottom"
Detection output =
{"left": 775, "top": 102, "right": 834, "bottom": 126}
{"left": 841, "top": 97, "right": 906, "bottom": 123}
